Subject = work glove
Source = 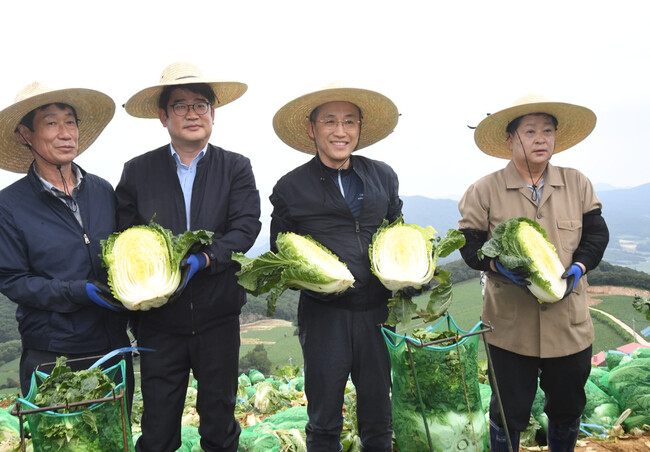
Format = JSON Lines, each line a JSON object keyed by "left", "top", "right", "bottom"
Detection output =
{"left": 561, "top": 263, "right": 584, "bottom": 298}
{"left": 493, "top": 259, "right": 530, "bottom": 286}
{"left": 86, "top": 281, "right": 124, "bottom": 312}
{"left": 167, "top": 253, "right": 208, "bottom": 304}
{"left": 399, "top": 282, "right": 432, "bottom": 298}
{"left": 397, "top": 269, "right": 439, "bottom": 297}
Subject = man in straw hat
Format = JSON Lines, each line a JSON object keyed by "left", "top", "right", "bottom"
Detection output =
{"left": 117, "top": 61, "right": 261, "bottom": 452}
{"left": 457, "top": 95, "right": 609, "bottom": 451}
{"left": 270, "top": 84, "right": 402, "bottom": 452}
{"left": 0, "top": 82, "right": 133, "bottom": 401}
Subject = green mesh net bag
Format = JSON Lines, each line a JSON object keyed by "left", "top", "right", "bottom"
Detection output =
{"left": 16, "top": 358, "right": 133, "bottom": 452}
{"left": 383, "top": 315, "right": 488, "bottom": 452}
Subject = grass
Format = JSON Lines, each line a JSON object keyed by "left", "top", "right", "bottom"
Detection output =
{"left": 590, "top": 294, "right": 650, "bottom": 339}
{"left": 240, "top": 325, "right": 304, "bottom": 369}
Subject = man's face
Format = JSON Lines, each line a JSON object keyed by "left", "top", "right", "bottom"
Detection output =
{"left": 307, "top": 101, "right": 361, "bottom": 169}
{"left": 158, "top": 87, "right": 214, "bottom": 151}
{"left": 17, "top": 104, "right": 79, "bottom": 167}
{"left": 508, "top": 114, "right": 556, "bottom": 168}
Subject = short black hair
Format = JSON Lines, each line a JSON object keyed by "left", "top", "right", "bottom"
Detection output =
{"left": 506, "top": 113, "right": 558, "bottom": 136}
{"left": 158, "top": 83, "right": 217, "bottom": 114}
{"left": 17, "top": 103, "right": 79, "bottom": 132}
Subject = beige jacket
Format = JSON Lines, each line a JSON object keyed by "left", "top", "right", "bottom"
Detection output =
{"left": 458, "top": 161, "right": 602, "bottom": 358}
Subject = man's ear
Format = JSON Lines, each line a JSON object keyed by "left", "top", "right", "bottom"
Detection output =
{"left": 307, "top": 121, "right": 315, "bottom": 139}
{"left": 158, "top": 108, "right": 168, "bottom": 127}
{"left": 15, "top": 125, "right": 31, "bottom": 146}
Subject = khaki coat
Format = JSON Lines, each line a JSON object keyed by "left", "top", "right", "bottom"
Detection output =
{"left": 458, "top": 161, "right": 602, "bottom": 358}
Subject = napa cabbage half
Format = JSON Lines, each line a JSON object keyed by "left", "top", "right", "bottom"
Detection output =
{"left": 479, "top": 217, "right": 567, "bottom": 303}
{"left": 369, "top": 217, "right": 466, "bottom": 326}
{"left": 232, "top": 232, "right": 355, "bottom": 316}
{"left": 101, "top": 222, "right": 214, "bottom": 310}
{"left": 370, "top": 220, "right": 437, "bottom": 291}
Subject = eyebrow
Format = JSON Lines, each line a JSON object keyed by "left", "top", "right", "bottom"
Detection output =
{"left": 320, "top": 112, "right": 359, "bottom": 118}
{"left": 41, "top": 111, "right": 75, "bottom": 120}
{"left": 170, "top": 96, "right": 209, "bottom": 103}
{"left": 522, "top": 120, "right": 554, "bottom": 128}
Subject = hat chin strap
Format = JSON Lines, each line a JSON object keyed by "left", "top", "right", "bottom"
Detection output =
{"left": 516, "top": 131, "right": 550, "bottom": 202}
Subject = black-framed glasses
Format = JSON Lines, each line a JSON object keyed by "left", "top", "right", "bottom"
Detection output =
{"left": 316, "top": 118, "right": 361, "bottom": 131}
{"left": 170, "top": 102, "right": 211, "bottom": 117}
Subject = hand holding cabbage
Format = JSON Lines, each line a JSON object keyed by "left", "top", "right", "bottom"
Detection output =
{"left": 232, "top": 232, "right": 355, "bottom": 316}
{"left": 369, "top": 217, "right": 466, "bottom": 326}
{"left": 479, "top": 217, "right": 568, "bottom": 303}
{"left": 101, "top": 222, "right": 214, "bottom": 311}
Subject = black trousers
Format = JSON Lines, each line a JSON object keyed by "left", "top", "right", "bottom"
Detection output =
{"left": 298, "top": 300, "right": 393, "bottom": 452}
{"left": 487, "top": 344, "right": 592, "bottom": 432}
{"left": 20, "top": 348, "right": 135, "bottom": 415}
{"left": 135, "top": 317, "right": 241, "bottom": 452}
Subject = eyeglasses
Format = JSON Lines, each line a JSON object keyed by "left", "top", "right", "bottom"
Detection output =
{"left": 170, "top": 102, "right": 211, "bottom": 117}
{"left": 316, "top": 118, "right": 361, "bottom": 131}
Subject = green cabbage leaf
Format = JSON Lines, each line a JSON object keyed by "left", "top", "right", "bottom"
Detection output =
{"left": 232, "top": 232, "right": 355, "bottom": 316}
{"left": 101, "top": 221, "right": 213, "bottom": 310}
{"left": 479, "top": 217, "right": 567, "bottom": 303}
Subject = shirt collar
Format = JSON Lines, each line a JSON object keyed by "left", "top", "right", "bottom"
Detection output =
{"left": 36, "top": 163, "right": 83, "bottom": 194}
{"left": 504, "top": 160, "right": 563, "bottom": 189}
{"left": 170, "top": 143, "right": 208, "bottom": 167}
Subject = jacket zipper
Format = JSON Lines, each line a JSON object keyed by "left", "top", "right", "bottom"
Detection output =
{"left": 355, "top": 220, "right": 363, "bottom": 254}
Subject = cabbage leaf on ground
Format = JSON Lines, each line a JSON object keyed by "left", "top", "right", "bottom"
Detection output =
{"left": 479, "top": 217, "right": 567, "bottom": 303}
{"left": 232, "top": 232, "right": 355, "bottom": 316}
{"left": 370, "top": 217, "right": 465, "bottom": 326}
{"left": 101, "top": 221, "right": 213, "bottom": 310}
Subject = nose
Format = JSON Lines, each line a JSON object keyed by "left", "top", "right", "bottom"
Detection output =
{"left": 534, "top": 131, "right": 546, "bottom": 143}
{"left": 185, "top": 105, "right": 200, "bottom": 119}
{"left": 333, "top": 121, "right": 347, "bottom": 134}
{"left": 57, "top": 124, "right": 73, "bottom": 139}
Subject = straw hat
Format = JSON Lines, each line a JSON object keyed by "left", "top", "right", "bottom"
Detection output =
{"left": 272, "top": 82, "right": 399, "bottom": 154}
{"left": 474, "top": 94, "right": 597, "bottom": 159}
{"left": 0, "top": 82, "right": 115, "bottom": 173}
{"left": 124, "top": 62, "right": 247, "bottom": 118}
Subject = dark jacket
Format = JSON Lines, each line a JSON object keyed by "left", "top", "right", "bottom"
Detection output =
{"left": 0, "top": 164, "right": 130, "bottom": 353}
{"left": 115, "top": 144, "right": 261, "bottom": 334}
{"left": 270, "top": 155, "right": 402, "bottom": 311}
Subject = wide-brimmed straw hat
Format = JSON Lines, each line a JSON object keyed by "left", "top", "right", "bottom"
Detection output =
{"left": 124, "top": 62, "right": 247, "bottom": 118}
{"left": 0, "top": 82, "right": 115, "bottom": 173}
{"left": 272, "top": 82, "right": 399, "bottom": 154}
{"left": 474, "top": 94, "right": 597, "bottom": 159}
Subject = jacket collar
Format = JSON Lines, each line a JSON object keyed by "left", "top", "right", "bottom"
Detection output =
{"left": 504, "top": 160, "right": 565, "bottom": 189}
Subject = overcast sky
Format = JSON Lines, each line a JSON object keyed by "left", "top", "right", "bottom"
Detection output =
{"left": 1, "top": 1, "right": 648, "bottom": 229}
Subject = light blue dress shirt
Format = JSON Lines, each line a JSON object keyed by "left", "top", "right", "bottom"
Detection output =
{"left": 170, "top": 144, "right": 207, "bottom": 230}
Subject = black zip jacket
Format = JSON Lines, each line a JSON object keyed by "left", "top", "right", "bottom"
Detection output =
{"left": 115, "top": 144, "right": 261, "bottom": 334}
{"left": 270, "top": 155, "right": 402, "bottom": 311}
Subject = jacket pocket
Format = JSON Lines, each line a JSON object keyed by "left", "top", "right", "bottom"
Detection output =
{"left": 568, "top": 287, "right": 589, "bottom": 324}
{"left": 484, "top": 276, "right": 517, "bottom": 321}
{"left": 556, "top": 219, "right": 582, "bottom": 253}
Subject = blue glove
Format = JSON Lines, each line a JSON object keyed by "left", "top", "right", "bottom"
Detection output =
{"left": 494, "top": 259, "right": 530, "bottom": 286}
{"left": 561, "top": 263, "right": 584, "bottom": 298}
{"left": 399, "top": 282, "right": 432, "bottom": 298}
{"left": 86, "top": 281, "right": 124, "bottom": 311}
{"left": 167, "top": 253, "right": 208, "bottom": 304}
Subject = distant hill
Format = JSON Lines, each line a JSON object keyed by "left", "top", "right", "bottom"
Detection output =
{"left": 597, "top": 183, "right": 650, "bottom": 267}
